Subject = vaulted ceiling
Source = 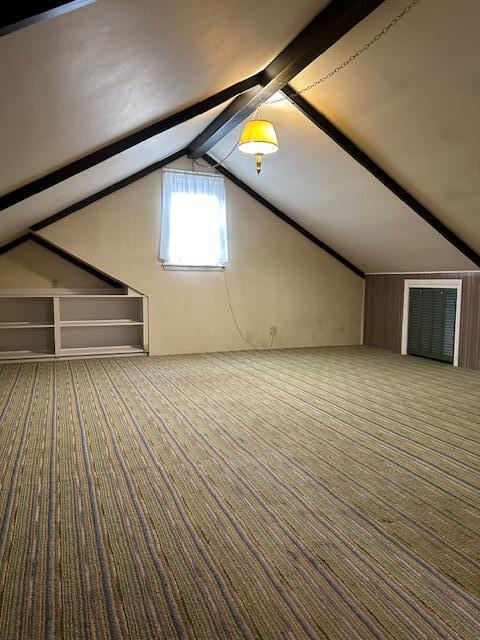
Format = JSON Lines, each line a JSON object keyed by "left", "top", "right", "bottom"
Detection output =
{"left": 1, "top": 0, "right": 479, "bottom": 274}
{"left": 0, "top": 0, "right": 327, "bottom": 190}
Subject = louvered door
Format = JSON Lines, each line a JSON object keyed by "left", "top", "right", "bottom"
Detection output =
{"left": 407, "top": 288, "right": 457, "bottom": 363}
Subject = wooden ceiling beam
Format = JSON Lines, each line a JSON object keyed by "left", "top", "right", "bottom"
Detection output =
{"left": 187, "top": 0, "right": 385, "bottom": 159}
{"left": 203, "top": 155, "right": 364, "bottom": 278}
{"left": 0, "top": 1, "right": 97, "bottom": 37}
{"left": 283, "top": 85, "right": 480, "bottom": 268}
{"left": 29, "top": 234, "right": 124, "bottom": 287}
{"left": 0, "top": 232, "right": 123, "bottom": 287}
{"left": 30, "top": 147, "right": 188, "bottom": 231}
{"left": 0, "top": 75, "right": 262, "bottom": 211}
{"left": 0, "top": 233, "right": 32, "bottom": 255}
{"left": 26, "top": 140, "right": 364, "bottom": 278}
{"left": 4, "top": 145, "right": 364, "bottom": 279}
{"left": 0, "top": 1, "right": 386, "bottom": 210}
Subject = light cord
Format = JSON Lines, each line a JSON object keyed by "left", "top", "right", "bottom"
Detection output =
{"left": 192, "top": 143, "right": 238, "bottom": 170}
{"left": 223, "top": 269, "right": 257, "bottom": 350}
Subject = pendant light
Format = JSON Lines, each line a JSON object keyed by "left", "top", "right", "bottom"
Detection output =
{"left": 238, "top": 119, "right": 279, "bottom": 174}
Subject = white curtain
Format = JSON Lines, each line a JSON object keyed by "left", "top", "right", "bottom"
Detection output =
{"left": 160, "top": 170, "right": 228, "bottom": 266}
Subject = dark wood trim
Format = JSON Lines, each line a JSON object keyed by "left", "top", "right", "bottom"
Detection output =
{"left": 1, "top": 1, "right": 96, "bottom": 37}
{"left": 29, "top": 234, "right": 124, "bottom": 288}
{"left": 31, "top": 145, "right": 364, "bottom": 278}
{"left": 1, "top": 0, "right": 384, "bottom": 206}
{"left": 0, "top": 233, "right": 31, "bottom": 255}
{"left": 0, "top": 232, "right": 123, "bottom": 288}
{"left": 0, "top": 76, "right": 262, "bottom": 211}
{"left": 283, "top": 86, "right": 480, "bottom": 269}
{"left": 31, "top": 147, "right": 188, "bottom": 231}
{"left": 203, "top": 155, "right": 364, "bottom": 278}
{"left": 2, "top": 148, "right": 364, "bottom": 279}
{"left": 187, "top": 85, "right": 267, "bottom": 159}
{"left": 188, "top": 0, "right": 385, "bottom": 159}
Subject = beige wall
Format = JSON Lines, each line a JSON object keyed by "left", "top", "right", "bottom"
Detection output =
{"left": 0, "top": 240, "right": 110, "bottom": 289}
{"left": 35, "top": 157, "right": 364, "bottom": 355}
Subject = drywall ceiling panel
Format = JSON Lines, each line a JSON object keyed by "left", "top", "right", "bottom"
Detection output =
{"left": 0, "top": 0, "right": 327, "bottom": 190}
{"left": 210, "top": 99, "right": 476, "bottom": 272}
{"left": 290, "top": 0, "right": 480, "bottom": 252}
{"left": 0, "top": 104, "right": 228, "bottom": 243}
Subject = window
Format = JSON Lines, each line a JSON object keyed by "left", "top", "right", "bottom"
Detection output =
{"left": 160, "top": 169, "right": 228, "bottom": 267}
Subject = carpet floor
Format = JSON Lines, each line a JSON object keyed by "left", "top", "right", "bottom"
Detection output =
{"left": 0, "top": 346, "right": 479, "bottom": 639}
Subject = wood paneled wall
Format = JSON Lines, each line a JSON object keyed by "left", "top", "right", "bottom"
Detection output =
{"left": 363, "top": 273, "right": 480, "bottom": 370}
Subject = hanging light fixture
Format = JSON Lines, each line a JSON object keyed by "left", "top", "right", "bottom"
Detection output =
{"left": 238, "top": 119, "right": 279, "bottom": 174}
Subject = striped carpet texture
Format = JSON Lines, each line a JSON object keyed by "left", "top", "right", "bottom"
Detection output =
{"left": 0, "top": 346, "right": 479, "bottom": 639}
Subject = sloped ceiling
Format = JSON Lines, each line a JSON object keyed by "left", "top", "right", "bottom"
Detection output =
{"left": 208, "top": 100, "right": 475, "bottom": 273}
{"left": 0, "top": 0, "right": 326, "bottom": 191}
{"left": 1, "top": 0, "right": 479, "bottom": 274}
{"left": 290, "top": 0, "right": 480, "bottom": 259}
{"left": 0, "top": 104, "right": 230, "bottom": 242}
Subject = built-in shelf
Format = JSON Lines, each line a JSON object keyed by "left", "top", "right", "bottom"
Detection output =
{"left": 60, "top": 345, "right": 144, "bottom": 356}
{"left": 0, "top": 322, "right": 54, "bottom": 329}
{"left": 0, "top": 350, "right": 53, "bottom": 360}
{"left": 0, "top": 291, "right": 148, "bottom": 361}
{"left": 60, "top": 319, "right": 143, "bottom": 327}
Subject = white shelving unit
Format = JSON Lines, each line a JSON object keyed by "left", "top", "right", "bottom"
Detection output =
{"left": 0, "top": 291, "right": 148, "bottom": 361}
{"left": 0, "top": 322, "right": 55, "bottom": 329}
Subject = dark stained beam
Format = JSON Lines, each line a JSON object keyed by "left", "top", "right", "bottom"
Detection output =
{"left": 0, "top": 232, "right": 124, "bottom": 288}
{"left": 1, "top": 1, "right": 96, "bottom": 37}
{"left": 203, "top": 155, "right": 364, "bottom": 278}
{"left": 188, "top": 0, "right": 385, "bottom": 159}
{"left": 29, "top": 234, "right": 124, "bottom": 287}
{"left": 0, "top": 75, "right": 262, "bottom": 211}
{"left": 27, "top": 145, "right": 357, "bottom": 277}
{"left": 283, "top": 85, "right": 480, "bottom": 269}
{"left": 31, "top": 147, "right": 188, "bottom": 231}
{"left": 0, "top": 233, "right": 31, "bottom": 255}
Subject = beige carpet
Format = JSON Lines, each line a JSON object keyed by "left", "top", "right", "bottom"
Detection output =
{"left": 0, "top": 346, "right": 479, "bottom": 639}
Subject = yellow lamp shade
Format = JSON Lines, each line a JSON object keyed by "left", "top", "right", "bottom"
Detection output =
{"left": 238, "top": 119, "right": 279, "bottom": 155}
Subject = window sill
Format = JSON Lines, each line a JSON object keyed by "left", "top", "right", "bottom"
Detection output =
{"left": 162, "top": 264, "right": 226, "bottom": 272}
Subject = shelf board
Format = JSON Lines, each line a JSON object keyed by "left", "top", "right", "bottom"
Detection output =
{"left": 0, "top": 322, "right": 54, "bottom": 329}
{"left": 59, "top": 345, "right": 145, "bottom": 356}
{"left": 0, "top": 350, "right": 54, "bottom": 360}
{"left": 59, "top": 294, "right": 141, "bottom": 298}
{"left": 60, "top": 319, "right": 143, "bottom": 327}
{"left": 0, "top": 288, "right": 124, "bottom": 297}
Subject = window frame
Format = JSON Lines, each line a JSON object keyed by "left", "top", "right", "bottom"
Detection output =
{"left": 159, "top": 168, "right": 229, "bottom": 270}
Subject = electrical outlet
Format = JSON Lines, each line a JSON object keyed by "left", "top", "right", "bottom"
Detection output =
{"left": 269, "top": 326, "right": 277, "bottom": 336}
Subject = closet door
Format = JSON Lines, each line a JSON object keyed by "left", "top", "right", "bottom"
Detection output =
{"left": 407, "top": 288, "right": 457, "bottom": 363}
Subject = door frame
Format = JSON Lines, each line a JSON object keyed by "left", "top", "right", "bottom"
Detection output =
{"left": 401, "top": 279, "right": 462, "bottom": 366}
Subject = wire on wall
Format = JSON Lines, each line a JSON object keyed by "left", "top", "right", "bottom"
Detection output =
{"left": 192, "top": 144, "right": 238, "bottom": 171}
{"left": 223, "top": 269, "right": 257, "bottom": 350}
{"left": 191, "top": 0, "right": 422, "bottom": 351}
{"left": 269, "top": 330, "right": 275, "bottom": 350}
